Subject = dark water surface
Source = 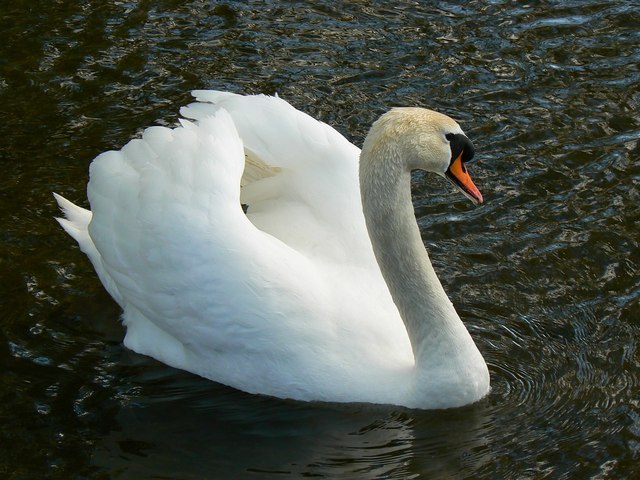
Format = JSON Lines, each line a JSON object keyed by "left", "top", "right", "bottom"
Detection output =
{"left": 1, "top": 1, "right": 639, "bottom": 478}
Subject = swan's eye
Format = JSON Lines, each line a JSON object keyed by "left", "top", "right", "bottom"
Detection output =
{"left": 445, "top": 132, "right": 475, "bottom": 164}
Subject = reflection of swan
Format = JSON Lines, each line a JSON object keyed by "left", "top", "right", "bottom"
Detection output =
{"left": 55, "top": 91, "right": 489, "bottom": 409}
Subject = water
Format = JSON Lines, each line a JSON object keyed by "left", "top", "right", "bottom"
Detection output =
{"left": 1, "top": 1, "right": 639, "bottom": 478}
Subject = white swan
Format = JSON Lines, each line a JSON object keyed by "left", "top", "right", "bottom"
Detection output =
{"left": 55, "top": 91, "right": 489, "bottom": 409}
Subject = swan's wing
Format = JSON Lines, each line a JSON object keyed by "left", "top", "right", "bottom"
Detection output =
{"left": 59, "top": 96, "right": 411, "bottom": 398}
{"left": 180, "top": 91, "right": 373, "bottom": 265}
{"left": 83, "top": 109, "right": 355, "bottom": 382}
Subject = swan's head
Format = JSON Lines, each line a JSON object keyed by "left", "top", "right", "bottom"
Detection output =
{"left": 362, "top": 107, "right": 483, "bottom": 204}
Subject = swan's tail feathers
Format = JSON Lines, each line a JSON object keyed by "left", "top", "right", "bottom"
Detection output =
{"left": 53, "top": 192, "right": 92, "bottom": 244}
{"left": 53, "top": 193, "right": 125, "bottom": 307}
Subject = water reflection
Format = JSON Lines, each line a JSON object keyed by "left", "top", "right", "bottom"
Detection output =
{"left": 90, "top": 369, "right": 495, "bottom": 479}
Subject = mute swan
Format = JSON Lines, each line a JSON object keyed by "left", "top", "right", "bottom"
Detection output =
{"left": 55, "top": 91, "right": 489, "bottom": 409}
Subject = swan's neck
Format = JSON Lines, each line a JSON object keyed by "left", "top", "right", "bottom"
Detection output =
{"left": 359, "top": 142, "right": 481, "bottom": 381}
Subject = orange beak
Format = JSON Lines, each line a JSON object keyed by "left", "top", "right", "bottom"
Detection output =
{"left": 445, "top": 152, "right": 483, "bottom": 205}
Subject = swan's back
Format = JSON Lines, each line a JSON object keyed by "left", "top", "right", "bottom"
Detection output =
{"left": 56, "top": 92, "right": 413, "bottom": 404}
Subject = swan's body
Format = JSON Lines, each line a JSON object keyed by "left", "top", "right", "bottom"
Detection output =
{"left": 55, "top": 91, "right": 489, "bottom": 409}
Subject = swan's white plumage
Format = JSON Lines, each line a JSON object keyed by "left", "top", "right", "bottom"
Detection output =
{"left": 55, "top": 91, "right": 489, "bottom": 409}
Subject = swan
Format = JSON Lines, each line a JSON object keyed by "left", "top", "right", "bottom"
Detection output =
{"left": 54, "top": 90, "right": 490, "bottom": 409}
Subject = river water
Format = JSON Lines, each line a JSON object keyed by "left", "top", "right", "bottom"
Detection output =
{"left": 1, "top": 1, "right": 639, "bottom": 478}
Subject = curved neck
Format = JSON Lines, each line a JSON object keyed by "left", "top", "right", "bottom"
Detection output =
{"left": 359, "top": 143, "right": 469, "bottom": 368}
